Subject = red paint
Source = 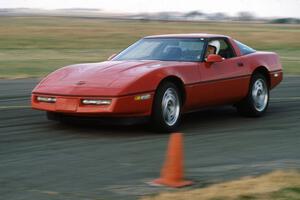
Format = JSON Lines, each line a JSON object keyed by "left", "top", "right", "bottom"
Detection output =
{"left": 32, "top": 34, "right": 283, "bottom": 117}
{"left": 206, "top": 54, "right": 224, "bottom": 63}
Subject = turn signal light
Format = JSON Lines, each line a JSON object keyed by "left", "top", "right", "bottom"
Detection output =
{"left": 134, "top": 94, "right": 151, "bottom": 101}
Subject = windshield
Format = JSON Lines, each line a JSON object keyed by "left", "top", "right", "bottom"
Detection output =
{"left": 113, "top": 38, "right": 205, "bottom": 62}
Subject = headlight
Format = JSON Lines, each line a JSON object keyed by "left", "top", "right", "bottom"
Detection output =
{"left": 36, "top": 96, "right": 56, "bottom": 103}
{"left": 82, "top": 99, "right": 112, "bottom": 105}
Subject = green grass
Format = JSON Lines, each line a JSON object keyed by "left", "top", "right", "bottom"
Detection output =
{"left": 0, "top": 16, "right": 299, "bottom": 78}
{"left": 233, "top": 187, "right": 300, "bottom": 200}
{"left": 269, "top": 187, "right": 300, "bottom": 200}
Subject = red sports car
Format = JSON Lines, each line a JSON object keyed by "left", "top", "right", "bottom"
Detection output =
{"left": 31, "top": 34, "right": 283, "bottom": 132}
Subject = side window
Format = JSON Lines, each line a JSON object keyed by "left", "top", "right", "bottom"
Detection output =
{"left": 235, "top": 40, "right": 256, "bottom": 55}
{"left": 206, "top": 38, "right": 236, "bottom": 59}
{"left": 218, "top": 39, "right": 235, "bottom": 59}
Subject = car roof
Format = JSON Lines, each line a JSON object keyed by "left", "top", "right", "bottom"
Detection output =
{"left": 144, "top": 33, "right": 230, "bottom": 39}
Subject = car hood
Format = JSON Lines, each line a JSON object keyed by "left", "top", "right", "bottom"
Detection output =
{"left": 33, "top": 60, "right": 168, "bottom": 96}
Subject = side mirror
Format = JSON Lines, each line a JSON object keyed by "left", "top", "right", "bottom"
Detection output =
{"left": 206, "top": 54, "right": 224, "bottom": 63}
{"left": 107, "top": 53, "right": 117, "bottom": 61}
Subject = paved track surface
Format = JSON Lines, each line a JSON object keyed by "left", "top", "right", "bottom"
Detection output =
{"left": 1, "top": 77, "right": 300, "bottom": 200}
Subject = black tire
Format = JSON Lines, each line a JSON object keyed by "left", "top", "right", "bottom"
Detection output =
{"left": 236, "top": 73, "right": 269, "bottom": 117}
{"left": 151, "top": 82, "right": 182, "bottom": 132}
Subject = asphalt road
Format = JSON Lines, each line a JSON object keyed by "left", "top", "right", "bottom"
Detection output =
{"left": 1, "top": 77, "right": 300, "bottom": 200}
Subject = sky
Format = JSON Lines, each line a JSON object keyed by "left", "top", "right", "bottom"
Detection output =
{"left": 1, "top": 0, "right": 300, "bottom": 18}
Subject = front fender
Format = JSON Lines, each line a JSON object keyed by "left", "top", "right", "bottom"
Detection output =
{"left": 117, "top": 63, "right": 199, "bottom": 96}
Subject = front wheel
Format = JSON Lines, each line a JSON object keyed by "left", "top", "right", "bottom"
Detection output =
{"left": 151, "top": 82, "right": 182, "bottom": 132}
{"left": 236, "top": 73, "right": 269, "bottom": 117}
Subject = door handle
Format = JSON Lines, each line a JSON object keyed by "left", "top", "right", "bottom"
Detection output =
{"left": 237, "top": 62, "right": 244, "bottom": 67}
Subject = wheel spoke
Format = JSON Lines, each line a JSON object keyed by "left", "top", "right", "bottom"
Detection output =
{"left": 161, "top": 88, "right": 180, "bottom": 126}
{"left": 252, "top": 78, "right": 268, "bottom": 112}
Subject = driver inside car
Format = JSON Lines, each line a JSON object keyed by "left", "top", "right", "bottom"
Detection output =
{"left": 205, "top": 40, "right": 221, "bottom": 58}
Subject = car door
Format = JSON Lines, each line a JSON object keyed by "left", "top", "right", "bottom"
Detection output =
{"left": 195, "top": 38, "right": 251, "bottom": 107}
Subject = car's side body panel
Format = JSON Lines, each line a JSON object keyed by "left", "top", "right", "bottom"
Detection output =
{"left": 242, "top": 51, "right": 283, "bottom": 89}
{"left": 186, "top": 56, "right": 250, "bottom": 108}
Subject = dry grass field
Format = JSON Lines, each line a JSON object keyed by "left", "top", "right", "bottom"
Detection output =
{"left": 142, "top": 170, "right": 300, "bottom": 200}
{"left": 0, "top": 16, "right": 299, "bottom": 78}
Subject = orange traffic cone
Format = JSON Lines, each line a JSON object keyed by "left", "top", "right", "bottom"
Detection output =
{"left": 152, "top": 133, "right": 193, "bottom": 188}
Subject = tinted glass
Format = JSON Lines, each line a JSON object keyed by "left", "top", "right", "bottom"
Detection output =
{"left": 235, "top": 40, "right": 256, "bottom": 55}
{"left": 113, "top": 38, "right": 205, "bottom": 62}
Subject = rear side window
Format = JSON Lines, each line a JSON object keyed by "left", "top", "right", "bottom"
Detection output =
{"left": 235, "top": 40, "right": 256, "bottom": 55}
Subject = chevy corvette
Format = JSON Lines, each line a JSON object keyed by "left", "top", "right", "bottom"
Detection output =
{"left": 31, "top": 34, "right": 283, "bottom": 132}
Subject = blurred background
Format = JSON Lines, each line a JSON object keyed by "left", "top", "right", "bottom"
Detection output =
{"left": 0, "top": 0, "right": 299, "bottom": 78}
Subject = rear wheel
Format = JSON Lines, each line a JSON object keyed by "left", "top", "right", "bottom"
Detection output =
{"left": 151, "top": 82, "right": 182, "bottom": 132}
{"left": 236, "top": 73, "right": 269, "bottom": 117}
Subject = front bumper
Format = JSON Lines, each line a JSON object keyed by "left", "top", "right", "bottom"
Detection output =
{"left": 31, "top": 92, "right": 154, "bottom": 117}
